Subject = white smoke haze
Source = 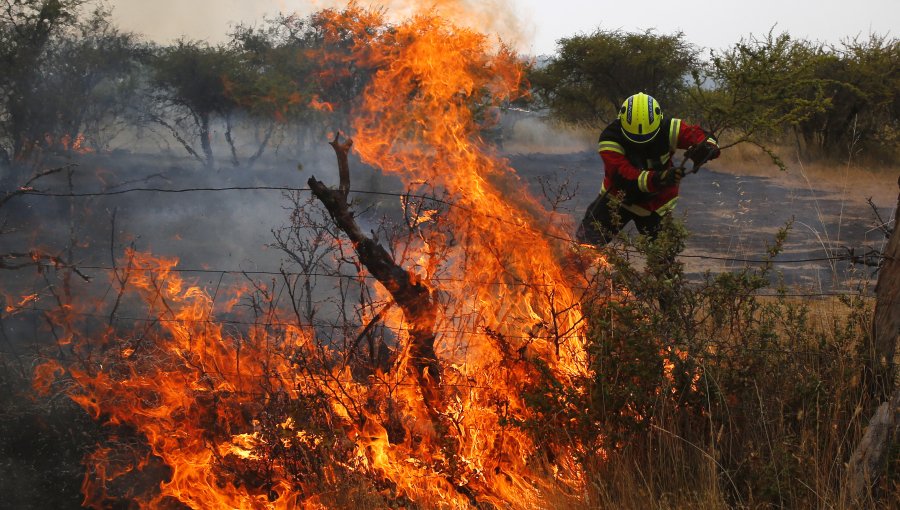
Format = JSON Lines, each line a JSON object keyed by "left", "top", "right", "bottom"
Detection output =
{"left": 503, "top": 115, "right": 595, "bottom": 154}
{"left": 108, "top": 0, "right": 900, "bottom": 57}
{"left": 109, "top": 0, "right": 299, "bottom": 44}
{"left": 109, "top": 0, "right": 535, "bottom": 53}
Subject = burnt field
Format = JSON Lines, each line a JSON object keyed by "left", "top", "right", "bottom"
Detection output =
{"left": 6, "top": 146, "right": 892, "bottom": 296}
{"left": 2, "top": 144, "right": 893, "bottom": 343}
{"left": 1, "top": 1, "right": 898, "bottom": 507}
{"left": 509, "top": 150, "right": 896, "bottom": 292}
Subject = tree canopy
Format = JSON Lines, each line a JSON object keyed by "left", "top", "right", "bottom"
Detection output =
{"left": 0, "top": 3, "right": 896, "bottom": 170}
{"left": 529, "top": 27, "right": 898, "bottom": 164}
{"left": 529, "top": 29, "right": 699, "bottom": 126}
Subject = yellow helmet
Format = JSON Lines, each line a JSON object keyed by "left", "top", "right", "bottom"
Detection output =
{"left": 618, "top": 93, "right": 662, "bottom": 143}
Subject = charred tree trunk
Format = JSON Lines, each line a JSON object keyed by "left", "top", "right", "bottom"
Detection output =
{"left": 199, "top": 113, "right": 214, "bottom": 170}
{"left": 224, "top": 112, "right": 240, "bottom": 168}
{"left": 868, "top": 175, "right": 900, "bottom": 396}
{"left": 245, "top": 122, "right": 276, "bottom": 170}
{"left": 308, "top": 134, "right": 442, "bottom": 409}
{"left": 846, "top": 174, "right": 900, "bottom": 502}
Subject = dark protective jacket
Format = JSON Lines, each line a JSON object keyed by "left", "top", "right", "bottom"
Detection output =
{"left": 597, "top": 118, "right": 709, "bottom": 215}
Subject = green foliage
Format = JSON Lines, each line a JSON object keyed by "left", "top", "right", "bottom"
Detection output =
{"left": 42, "top": 7, "right": 144, "bottom": 151}
{"left": 228, "top": 20, "right": 318, "bottom": 122}
{"left": 519, "top": 219, "right": 892, "bottom": 507}
{"left": 797, "top": 34, "right": 900, "bottom": 161}
{"left": 148, "top": 41, "right": 241, "bottom": 167}
{"left": 688, "top": 30, "right": 899, "bottom": 166}
{"left": 0, "top": 0, "right": 86, "bottom": 162}
{"left": 690, "top": 31, "right": 830, "bottom": 157}
{"left": 529, "top": 29, "right": 699, "bottom": 127}
{"left": 226, "top": 8, "right": 379, "bottom": 143}
{"left": 151, "top": 42, "right": 240, "bottom": 121}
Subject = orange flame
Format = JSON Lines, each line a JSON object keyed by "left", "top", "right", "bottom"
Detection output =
{"left": 32, "top": 4, "right": 607, "bottom": 509}
{"left": 309, "top": 95, "right": 334, "bottom": 112}
{"left": 5, "top": 293, "right": 38, "bottom": 314}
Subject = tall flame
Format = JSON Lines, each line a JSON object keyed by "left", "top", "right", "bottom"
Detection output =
{"left": 32, "top": 3, "right": 601, "bottom": 508}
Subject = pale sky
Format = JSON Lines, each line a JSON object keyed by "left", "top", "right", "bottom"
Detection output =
{"left": 108, "top": 0, "right": 897, "bottom": 55}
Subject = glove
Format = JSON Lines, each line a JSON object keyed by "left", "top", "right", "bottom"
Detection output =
{"left": 655, "top": 166, "right": 685, "bottom": 187}
{"left": 686, "top": 135, "right": 720, "bottom": 165}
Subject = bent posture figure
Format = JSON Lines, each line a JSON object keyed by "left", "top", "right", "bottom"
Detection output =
{"left": 577, "top": 92, "right": 720, "bottom": 246}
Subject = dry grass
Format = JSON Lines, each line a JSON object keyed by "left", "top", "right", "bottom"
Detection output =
{"left": 710, "top": 143, "right": 899, "bottom": 208}
{"left": 757, "top": 294, "right": 874, "bottom": 324}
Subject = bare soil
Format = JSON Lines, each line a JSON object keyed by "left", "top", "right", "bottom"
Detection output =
{"left": 508, "top": 149, "right": 899, "bottom": 291}
{"left": 2, "top": 145, "right": 897, "bottom": 302}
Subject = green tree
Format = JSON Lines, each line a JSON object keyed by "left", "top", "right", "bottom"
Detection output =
{"left": 687, "top": 31, "right": 830, "bottom": 166}
{"left": 529, "top": 29, "right": 699, "bottom": 126}
{"left": 147, "top": 41, "right": 243, "bottom": 169}
{"left": 223, "top": 6, "right": 389, "bottom": 157}
{"left": 41, "top": 6, "right": 143, "bottom": 152}
{"left": 797, "top": 34, "right": 899, "bottom": 161}
{"left": 0, "top": 0, "right": 85, "bottom": 164}
{"left": 226, "top": 17, "right": 323, "bottom": 162}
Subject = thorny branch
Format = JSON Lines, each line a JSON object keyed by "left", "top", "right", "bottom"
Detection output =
{"left": 867, "top": 196, "right": 894, "bottom": 238}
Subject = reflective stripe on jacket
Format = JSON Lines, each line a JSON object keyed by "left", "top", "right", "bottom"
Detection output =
{"left": 597, "top": 117, "right": 708, "bottom": 215}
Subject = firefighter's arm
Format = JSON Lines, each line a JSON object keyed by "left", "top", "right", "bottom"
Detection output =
{"left": 677, "top": 122, "right": 720, "bottom": 164}
{"left": 599, "top": 145, "right": 660, "bottom": 194}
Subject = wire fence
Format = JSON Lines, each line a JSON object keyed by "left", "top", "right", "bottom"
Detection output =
{"left": 5, "top": 300, "right": 885, "bottom": 368}
{"left": 16, "top": 184, "right": 892, "bottom": 268}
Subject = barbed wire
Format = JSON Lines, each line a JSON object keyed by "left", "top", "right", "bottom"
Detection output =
{"left": 57, "top": 263, "right": 872, "bottom": 298}
{"left": 16, "top": 185, "right": 888, "bottom": 267}
{"left": 12, "top": 303, "right": 886, "bottom": 367}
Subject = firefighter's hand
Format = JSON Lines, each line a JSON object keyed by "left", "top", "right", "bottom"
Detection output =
{"left": 656, "top": 167, "right": 685, "bottom": 187}
{"left": 686, "top": 136, "right": 720, "bottom": 165}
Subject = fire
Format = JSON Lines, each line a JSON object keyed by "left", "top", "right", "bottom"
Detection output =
{"left": 4, "top": 292, "right": 38, "bottom": 314}
{"left": 309, "top": 95, "right": 334, "bottom": 112}
{"left": 43, "top": 133, "right": 95, "bottom": 153}
{"left": 31, "top": 3, "right": 603, "bottom": 508}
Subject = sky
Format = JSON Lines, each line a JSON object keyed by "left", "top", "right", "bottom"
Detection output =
{"left": 107, "top": 0, "right": 898, "bottom": 55}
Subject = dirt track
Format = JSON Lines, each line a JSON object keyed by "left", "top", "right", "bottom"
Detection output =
{"left": 2, "top": 146, "right": 896, "bottom": 297}
{"left": 508, "top": 150, "right": 897, "bottom": 291}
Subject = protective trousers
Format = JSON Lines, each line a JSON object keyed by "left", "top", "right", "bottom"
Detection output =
{"left": 576, "top": 192, "right": 664, "bottom": 247}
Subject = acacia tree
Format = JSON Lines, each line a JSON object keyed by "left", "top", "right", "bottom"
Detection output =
{"left": 41, "top": 7, "right": 143, "bottom": 152}
{"left": 145, "top": 41, "right": 244, "bottom": 169}
{"left": 529, "top": 29, "right": 699, "bottom": 126}
{"left": 0, "top": 0, "right": 84, "bottom": 165}
{"left": 0, "top": 2, "right": 143, "bottom": 167}
{"left": 225, "top": 19, "right": 322, "bottom": 165}
{"left": 796, "top": 34, "right": 900, "bottom": 160}
{"left": 685, "top": 31, "right": 831, "bottom": 165}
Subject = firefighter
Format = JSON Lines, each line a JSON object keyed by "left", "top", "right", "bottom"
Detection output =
{"left": 576, "top": 92, "right": 720, "bottom": 247}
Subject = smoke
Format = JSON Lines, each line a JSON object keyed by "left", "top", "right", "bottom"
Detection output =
{"left": 108, "top": 0, "right": 317, "bottom": 44}
{"left": 109, "top": 0, "right": 536, "bottom": 53}
{"left": 371, "top": 0, "right": 534, "bottom": 52}
{"left": 503, "top": 114, "right": 595, "bottom": 154}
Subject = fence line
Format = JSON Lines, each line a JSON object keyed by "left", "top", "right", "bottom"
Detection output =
{"left": 16, "top": 185, "right": 888, "bottom": 267}
{"left": 10, "top": 303, "right": 886, "bottom": 367}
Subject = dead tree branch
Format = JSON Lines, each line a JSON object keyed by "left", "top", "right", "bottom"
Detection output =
{"left": 867, "top": 196, "right": 894, "bottom": 238}
{"left": 0, "top": 250, "right": 91, "bottom": 281}
{"left": 308, "top": 133, "right": 442, "bottom": 409}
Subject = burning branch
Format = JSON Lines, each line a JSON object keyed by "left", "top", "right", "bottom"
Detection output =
{"left": 308, "top": 133, "right": 442, "bottom": 409}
